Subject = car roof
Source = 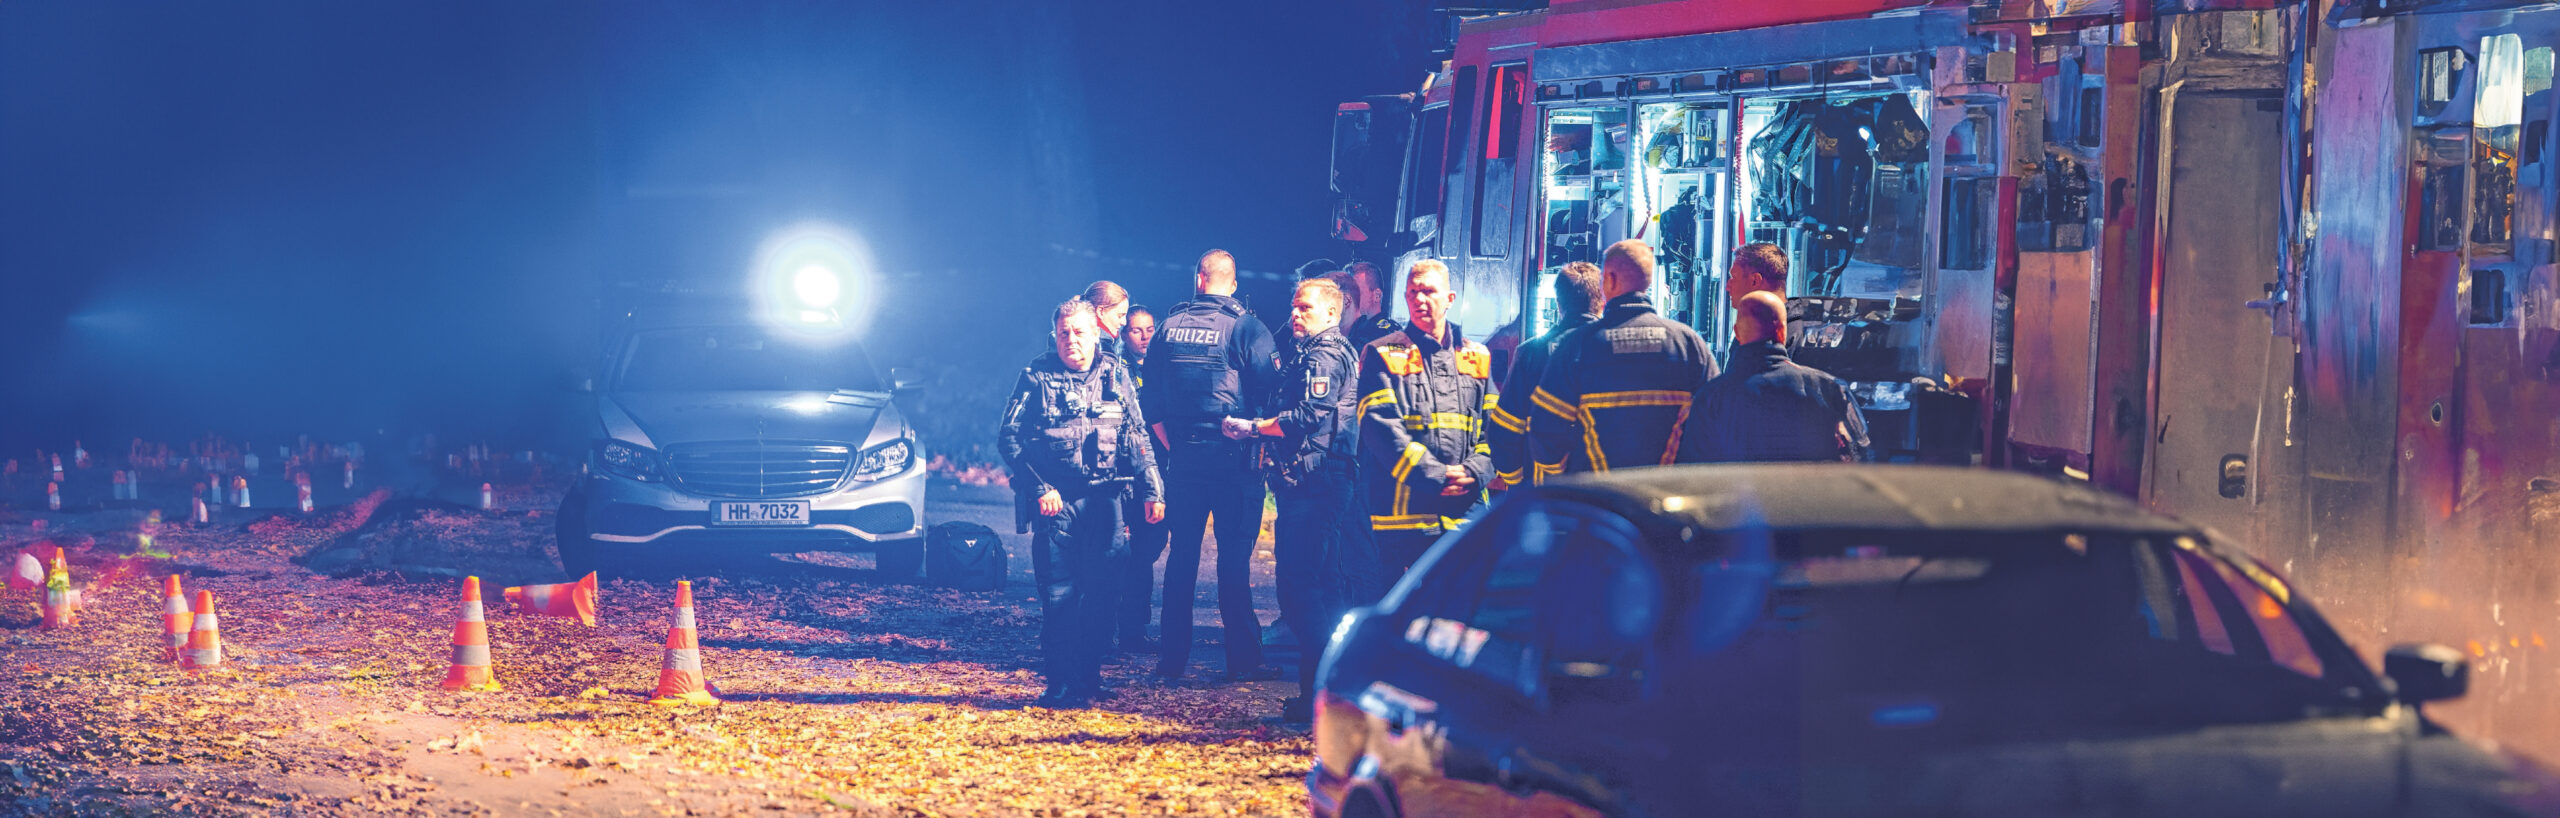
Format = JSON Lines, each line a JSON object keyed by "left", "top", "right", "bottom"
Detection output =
{"left": 1533, "top": 464, "right": 2196, "bottom": 539}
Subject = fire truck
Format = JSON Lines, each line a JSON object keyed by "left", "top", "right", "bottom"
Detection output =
{"left": 1327, "top": 0, "right": 2560, "bottom": 761}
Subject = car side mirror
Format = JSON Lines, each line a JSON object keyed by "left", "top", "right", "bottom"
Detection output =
{"left": 2385, "top": 643, "right": 2469, "bottom": 704}
{"left": 889, "top": 367, "right": 925, "bottom": 395}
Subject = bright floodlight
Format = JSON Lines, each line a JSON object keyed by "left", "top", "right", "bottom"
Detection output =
{"left": 754, "top": 222, "right": 877, "bottom": 338}
{"left": 793, "top": 265, "right": 841, "bottom": 308}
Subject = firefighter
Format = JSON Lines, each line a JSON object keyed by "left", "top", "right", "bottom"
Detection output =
{"left": 1141, "top": 249, "right": 1284, "bottom": 682}
{"left": 1488, "top": 260, "right": 1605, "bottom": 490}
{"left": 1359, "top": 259, "right": 1497, "bottom": 575}
{"left": 1342, "top": 260, "right": 1399, "bottom": 349}
{"left": 1224, "top": 277, "right": 1368, "bottom": 725}
{"left": 1116, "top": 301, "right": 1164, "bottom": 650}
{"left": 1678, "top": 291, "right": 1870, "bottom": 463}
{"left": 1728, "top": 241, "right": 1788, "bottom": 304}
{"left": 997, "top": 298, "right": 1167, "bottom": 707}
{"left": 1527, "top": 240, "right": 1718, "bottom": 480}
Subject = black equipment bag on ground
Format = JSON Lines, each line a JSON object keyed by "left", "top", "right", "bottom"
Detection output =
{"left": 926, "top": 521, "right": 1007, "bottom": 591}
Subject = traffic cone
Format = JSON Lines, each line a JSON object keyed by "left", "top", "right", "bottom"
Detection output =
{"left": 112, "top": 470, "right": 129, "bottom": 501}
{"left": 298, "top": 482, "right": 314, "bottom": 513}
{"left": 208, "top": 473, "right": 223, "bottom": 504}
{"left": 161, "top": 575, "right": 192, "bottom": 662}
{"left": 343, "top": 461, "right": 355, "bottom": 489}
{"left": 40, "top": 549, "right": 78, "bottom": 629}
{"left": 439, "top": 577, "right": 501, "bottom": 692}
{"left": 181, "top": 590, "right": 222, "bottom": 670}
{"left": 648, "top": 580, "right": 719, "bottom": 706}
{"left": 47, "top": 481, "right": 60, "bottom": 511}
{"left": 234, "top": 477, "right": 250, "bottom": 508}
{"left": 193, "top": 494, "right": 210, "bottom": 525}
{"left": 502, "top": 572, "right": 597, "bottom": 626}
{"left": 479, "top": 482, "right": 494, "bottom": 510}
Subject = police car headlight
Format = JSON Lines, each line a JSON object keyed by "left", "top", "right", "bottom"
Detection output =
{"left": 853, "top": 438, "right": 912, "bottom": 481}
{"left": 595, "top": 440, "right": 664, "bottom": 482}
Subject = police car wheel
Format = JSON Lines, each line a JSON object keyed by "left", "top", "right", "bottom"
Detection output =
{"left": 874, "top": 539, "right": 924, "bottom": 579}
{"left": 553, "top": 490, "right": 625, "bottom": 577}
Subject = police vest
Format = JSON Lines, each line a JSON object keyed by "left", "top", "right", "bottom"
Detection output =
{"left": 1156, "top": 298, "right": 1251, "bottom": 422}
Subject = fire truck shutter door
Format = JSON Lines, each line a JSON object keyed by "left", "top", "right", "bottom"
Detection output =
{"left": 1531, "top": 9, "right": 1973, "bottom": 84}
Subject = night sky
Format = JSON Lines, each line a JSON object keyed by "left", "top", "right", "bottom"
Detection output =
{"left": 0, "top": 0, "right": 1431, "bottom": 452}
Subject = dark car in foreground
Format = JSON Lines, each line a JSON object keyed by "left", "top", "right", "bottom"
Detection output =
{"left": 1307, "top": 465, "right": 2560, "bottom": 818}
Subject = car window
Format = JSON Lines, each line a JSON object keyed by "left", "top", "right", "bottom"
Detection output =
{"left": 613, "top": 327, "right": 884, "bottom": 393}
{"left": 1665, "top": 530, "right": 2374, "bottom": 751}
{"left": 1387, "top": 499, "right": 1660, "bottom": 700}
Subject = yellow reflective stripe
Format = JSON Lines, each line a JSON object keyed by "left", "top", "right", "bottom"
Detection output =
{"left": 1486, "top": 403, "right": 1528, "bottom": 434}
{"left": 1496, "top": 468, "right": 1524, "bottom": 486}
{"left": 1402, "top": 413, "right": 1482, "bottom": 433}
{"left": 1441, "top": 516, "right": 1469, "bottom": 531}
{"left": 1358, "top": 389, "right": 1398, "bottom": 414}
{"left": 1390, "top": 443, "right": 1425, "bottom": 516}
{"left": 1370, "top": 513, "right": 1441, "bottom": 531}
{"left": 1481, "top": 392, "right": 1500, "bottom": 411}
{"left": 1532, "top": 459, "right": 1565, "bottom": 486}
{"left": 1473, "top": 443, "right": 1490, "bottom": 455}
{"left": 1579, "top": 405, "right": 1608, "bottom": 472}
{"left": 1578, "top": 390, "right": 1693, "bottom": 410}
{"left": 1529, "top": 387, "right": 1576, "bottom": 421}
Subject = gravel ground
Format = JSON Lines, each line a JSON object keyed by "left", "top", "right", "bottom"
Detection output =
{"left": 0, "top": 476, "right": 1309, "bottom": 816}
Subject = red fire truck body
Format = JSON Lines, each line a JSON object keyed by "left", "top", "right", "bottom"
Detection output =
{"left": 1329, "top": 0, "right": 2560, "bottom": 760}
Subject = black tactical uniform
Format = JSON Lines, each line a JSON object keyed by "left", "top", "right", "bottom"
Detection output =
{"left": 1527, "top": 293, "right": 1719, "bottom": 480}
{"left": 1676, "top": 340, "right": 1871, "bottom": 463}
{"left": 1357, "top": 323, "right": 1497, "bottom": 575}
{"left": 1345, "top": 312, "right": 1399, "bottom": 351}
{"left": 998, "top": 349, "right": 1164, "bottom": 705}
{"left": 1113, "top": 342, "right": 1167, "bottom": 650}
{"left": 1139, "top": 293, "right": 1283, "bottom": 678}
{"left": 1487, "top": 309, "right": 1598, "bottom": 490}
{"left": 1259, "top": 325, "right": 1379, "bottom": 710}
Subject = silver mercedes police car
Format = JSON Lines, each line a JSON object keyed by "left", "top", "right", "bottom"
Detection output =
{"left": 556, "top": 302, "right": 927, "bottom": 577}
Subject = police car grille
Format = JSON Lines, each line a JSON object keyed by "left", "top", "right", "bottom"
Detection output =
{"left": 665, "top": 443, "right": 854, "bottom": 498}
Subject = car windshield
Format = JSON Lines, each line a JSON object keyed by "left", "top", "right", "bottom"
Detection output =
{"left": 613, "top": 326, "right": 884, "bottom": 393}
{"left": 1666, "top": 529, "right": 2379, "bottom": 752}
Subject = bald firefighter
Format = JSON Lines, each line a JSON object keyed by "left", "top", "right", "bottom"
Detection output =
{"left": 1358, "top": 260, "right": 1497, "bottom": 575}
{"left": 1526, "top": 240, "right": 1718, "bottom": 480}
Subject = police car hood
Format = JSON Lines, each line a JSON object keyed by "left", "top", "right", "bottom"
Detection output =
{"left": 605, "top": 390, "right": 891, "bottom": 448}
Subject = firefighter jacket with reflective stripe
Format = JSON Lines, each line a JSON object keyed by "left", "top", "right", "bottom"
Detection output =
{"left": 1676, "top": 341, "right": 1871, "bottom": 463}
{"left": 1262, "top": 326, "right": 1360, "bottom": 488}
{"left": 1141, "top": 294, "right": 1282, "bottom": 443}
{"left": 1527, "top": 294, "right": 1719, "bottom": 481}
{"left": 1358, "top": 324, "right": 1496, "bottom": 534}
{"left": 998, "top": 351, "right": 1164, "bottom": 531}
{"left": 1488, "top": 311, "right": 1596, "bottom": 490}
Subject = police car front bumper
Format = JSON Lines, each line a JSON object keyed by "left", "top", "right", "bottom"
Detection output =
{"left": 582, "top": 458, "right": 926, "bottom": 552}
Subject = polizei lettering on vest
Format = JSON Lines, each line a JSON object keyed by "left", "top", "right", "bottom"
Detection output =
{"left": 1164, "top": 327, "right": 1223, "bottom": 345}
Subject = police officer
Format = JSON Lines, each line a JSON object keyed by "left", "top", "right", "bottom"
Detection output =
{"left": 998, "top": 298, "right": 1167, "bottom": 707}
{"left": 1115, "top": 301, "right": 1165, "bottom": 651}
{"left": 1341, "top": 260, "right": 1399, "bottom": 350}
{"left": 1526, "top": 240, "right": 1719, "bottom": 480}
{"left": 1224, "top": 277, "right": 1365, "bottom": 725}
{"left": 1487, "top": 261, "right": 1605, "bottom": 490}
{"left": 1084, "top": 280, "right": 1136, "bottom": 361}
{"left": 1141, "top": 249, "right": 1284, "bottom": 682}
{"left": 1359, "top": 259, "right": 1497, "bottom": 576}
{"left": 1678, "top": 291, "right": 1870, "bottom": 463}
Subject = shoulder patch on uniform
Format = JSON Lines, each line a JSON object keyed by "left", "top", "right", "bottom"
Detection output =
{"left": 1378, "top": 345, "right": 1423, "bottom": 376}
{"left": 1307, "top": 375, "right": 1331, "bottom": 399}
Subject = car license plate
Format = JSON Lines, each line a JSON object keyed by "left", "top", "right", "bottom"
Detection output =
{"left": 713, "top": 500, "right": 811, "bottom": 526}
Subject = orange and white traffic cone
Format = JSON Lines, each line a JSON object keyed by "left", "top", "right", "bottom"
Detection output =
{"left": 161, "top": 575, "right": 192, "bottom": 663}
{"left": 479, "top": 482, "right": 493, "bottom": 511}
{"left": 112, "top": 470, "right": 129, "bottom": 501}
{"left": 343, "top": 460, "right": 355, "bottom": 489}
{"left": 193, "top": 492, "right": 210, "bottom": 525}
{"left": 234, "top": 476, "right": 250, "bottom": 508}
{"left": 207, "top": 473, "right": 222, "bottom": 505}
{"left": 297, "top": 482, "right": 314, "bottom": 513}
{"left": 47, "top": 481, "right": 60, "bottom": 511}
{"left": 439, "top": 577, "right": 501, "bottom": 692}
{"left": 648, "top": 580, "right": 719, "bottom": 706}
{"left": 39, "top": 549, "right": 78, "bottom": 629}
{"left": 502, "top": 572, "right": 597, "bottom": 626}
{"left": 181, "top": 590, "right": 223, "bottom": 670}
